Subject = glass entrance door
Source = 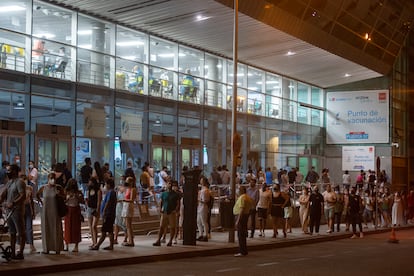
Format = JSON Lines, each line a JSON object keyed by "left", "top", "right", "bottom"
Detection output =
{"left": 151, "top": 145, "right": 174, "bottom": 178}
{"left": 37, "top": 137, "right": 71, "bottom": 187}
{"left": 180, "top": 147, "right": 200, "bottom": 170}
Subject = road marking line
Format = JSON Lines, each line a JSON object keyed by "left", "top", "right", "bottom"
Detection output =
{"left": 216, "top": 268, "right": 241, "bottom": 273}
{"left": 257, "top": 262, "right": 280, "bottom": 267}
{"left": 290, "top": 258, "right": 310, "bottom": 262}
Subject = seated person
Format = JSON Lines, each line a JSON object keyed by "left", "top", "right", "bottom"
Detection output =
{"left": 180, "top": 69, "right": 196, "bottom": 98}
{"left": 49, "top": 47, "right": 68, "bottom": 76}
{"left": 128, "top": 65, "right": 144, "bottom": 93}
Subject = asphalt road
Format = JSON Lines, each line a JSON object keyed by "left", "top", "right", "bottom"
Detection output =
{"left": 45, "top": 229, "right": 413, "bottom": 276}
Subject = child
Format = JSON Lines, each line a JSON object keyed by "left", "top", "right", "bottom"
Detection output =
{"left": 90, "top": 178, "right": 117, "bottom": 250}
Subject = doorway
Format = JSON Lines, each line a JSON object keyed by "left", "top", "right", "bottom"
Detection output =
{"left": 36, "top": 124, "right": 71, "bottom": 187}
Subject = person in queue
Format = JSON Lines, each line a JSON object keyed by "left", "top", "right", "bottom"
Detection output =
{"left": 233, "top": 185, "right": 253, "bottom": 257}
{"left": 37, "top": 172, "right": 64, "bottom": 254}
{"left": 0, "top": 164, "right": 26, "bottom": 259}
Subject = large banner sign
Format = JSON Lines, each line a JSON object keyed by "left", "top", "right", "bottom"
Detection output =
{"left": 342, "top": 146, "right": 375, "bottom": 171}
{"left": 326, "top": 90, "right": 389, "bottom": 144}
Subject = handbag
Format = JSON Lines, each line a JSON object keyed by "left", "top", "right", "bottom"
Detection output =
{"left": 56, "top": 194, "right": 68, "bottom": 217}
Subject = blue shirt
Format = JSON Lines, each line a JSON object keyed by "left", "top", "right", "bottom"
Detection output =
{"left": 101, "top": 189, "right": 116, "bottom": 217}
{"left": 265, "top": 171, "right": 273, "bottom": 185}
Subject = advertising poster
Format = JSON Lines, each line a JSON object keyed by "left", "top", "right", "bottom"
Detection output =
{"left": 342, "top": 146, "right": 375, "bottom": 171}
{"left": 326, "top": 90, "right": 389, "bottom": 144}
{"left": 83, "top": 108, "right": 106, "bottom": 138}
{"left": 120, "top": 113, "right": 142, "bottom": 141}
{"left": 75, "top": 138, "right": 91, "bottom": 164}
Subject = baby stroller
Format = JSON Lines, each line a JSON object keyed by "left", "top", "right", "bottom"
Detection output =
{"left": 0, "top": 207, "right": 13, "bottom": 262}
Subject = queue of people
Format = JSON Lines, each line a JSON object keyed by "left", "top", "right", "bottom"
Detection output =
{"left": 1, "top": 160, "right": 413, "bottom": 261}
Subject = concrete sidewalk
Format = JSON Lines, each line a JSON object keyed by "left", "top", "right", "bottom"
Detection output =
{"left": 0, "top": 223, "right": 410, "bottom": 275}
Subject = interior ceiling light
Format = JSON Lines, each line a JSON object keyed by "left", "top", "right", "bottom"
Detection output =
{"left": 364, "top": 33, "right": 372, "bottom": 41}
{"left": 14, "top": 96, "right": 24, "bottom": 110}
{"left": 154, "top": 116, "right": 162, "bottom": 127}
{"left": 286, "top": 51, "right": 296, "bottom": 56}
{"left": 116, "top": 41, "right": 144, "bottom": 47}
{"left": 344, "top": 73, "right": 351, "bottom": 77}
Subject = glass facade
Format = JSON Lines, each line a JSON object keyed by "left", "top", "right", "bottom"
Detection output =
{"left": 0, "top": 0, "right": 325, "bottom": 184}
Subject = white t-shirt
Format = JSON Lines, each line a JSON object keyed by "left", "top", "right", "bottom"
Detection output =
{"left": 159, "top": 170, "right": 169, "bottom": 188}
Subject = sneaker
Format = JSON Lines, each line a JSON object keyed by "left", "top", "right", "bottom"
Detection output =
{"left": 326, "top": 229, "right": 332, "bottom": 233}
{"left": 234, "top": 253, "right": 246, "bottom": 257}
{"left": 359, "top": 232, "right": 364, "bottom": 238}
{"left": 350, "top": 234, "right": 357, "bottom": 239}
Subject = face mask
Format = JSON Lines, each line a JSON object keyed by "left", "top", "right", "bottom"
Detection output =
{"left": 49, "top": 179, "right": 55, "bottom": 185}
{"left": 29, "top": 165, "right": 33, "bottom": 169}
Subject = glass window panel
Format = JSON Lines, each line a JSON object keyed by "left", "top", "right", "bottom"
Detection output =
{"left": 248, "top": 91, "right": 265, "bottom": 116}
{"left": 0, "top": 91, "right": 25, "bottom": 121}
{"left": 0, "top": 30, "right": 27, "bottom": 73}
{"left": 77, "top": 49, "right": 114, "bottom": 87}
{"left": 32, "top": 39, "right": 74, "bottom": 81}
{"left": 178, "top": 116, "right": 200, "bottom": 142}
{"left": 0, "top": 0, "right": 29, "bottom": 34}
{"left": 115, "top": 59, "right": 146, "bottom": 94}
{"left": 205, "top": 80, "right": 225, "bottom": 108}
{"left": 31, "top": 77, "right": 74, "bottom": 99}
{"left": 31, "top": 95, "right": 74, "bottom": 127}
{"left": 205, "top": 53, "right": 224, "bottom": 82}
{"left": 265, "top": 73, "right": 281, "bottom": 96}
{"left": 179, "top": 46, "right": 203, "bottom": 78}
{"left": 297, "top": 82, "right": 309, "bottom": 103}
{"left": 266, "top": 95, "right": 281, "bottom": 119}
{"left": 226, "top": 87, "right": 247, "bottom": 113}
{"left": 248, "top": 67, "right": 263, "bottom": 92}
{"left": 311, "top": 86, "right": 323, "bottom": 107}
{"left": 178, "top": 72, "right": 201, "bottom": 104}
{"left": 311, "top": 110, "right": 322, "bottom": 126}
{"left": 149, "top": 37, "right": 177, "bottom": 71}
{"left": 148, "top": 66, "right": 175, "bottom": 99}
{"left": 116, "top": 26, "right": 147, "bottom": 63}
{"left": 282, "top": 78, "right": 296, "bottom": 101}
{"left": 282, "top": 99, "right": 296, "bottom": 122}
{"left": 227, "top": 62, "right": 246, "bottom": 88}
{"left": 78, "top": 15, "right": 114, "bottom": 55}
{"left": 297, "top": 106, "right": 309, "bottom": 124}
{"left": 32, "top": 1, "right": 73, "bottom": 45}
{"left": 148, "top": 112, "right": 175, "bottom": 143}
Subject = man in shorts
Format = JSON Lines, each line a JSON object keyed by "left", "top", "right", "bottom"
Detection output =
{"left": 1, "top": 164, "right": 26, "bottom": 259}
{"left": 153, "top": 181, "right": 181, "bottom": 246}
{"left": 323, "top": 184, "right": 337, "bottom": 233}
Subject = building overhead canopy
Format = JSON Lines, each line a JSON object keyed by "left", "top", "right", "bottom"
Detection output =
{"left": 45, "top": 0, "right": 413, "bottom": 88}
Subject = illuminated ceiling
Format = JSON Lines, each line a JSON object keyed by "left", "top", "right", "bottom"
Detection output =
{"left": 43, "top": 0, "right": 413, "bottom": 88}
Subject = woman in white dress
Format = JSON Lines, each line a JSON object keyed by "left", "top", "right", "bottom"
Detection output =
{"left": 299, "top": 187, "right": 310, "bottom": 234}
{"left": 392, "top": 191, "right": 404, "bottom": 227}
{"left": 36, "top": 172, "right": 64, "bottom": 254}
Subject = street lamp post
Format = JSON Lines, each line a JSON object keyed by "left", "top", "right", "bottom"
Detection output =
{"left": 229, "top": 0, "right": 239, "bottom": 243}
